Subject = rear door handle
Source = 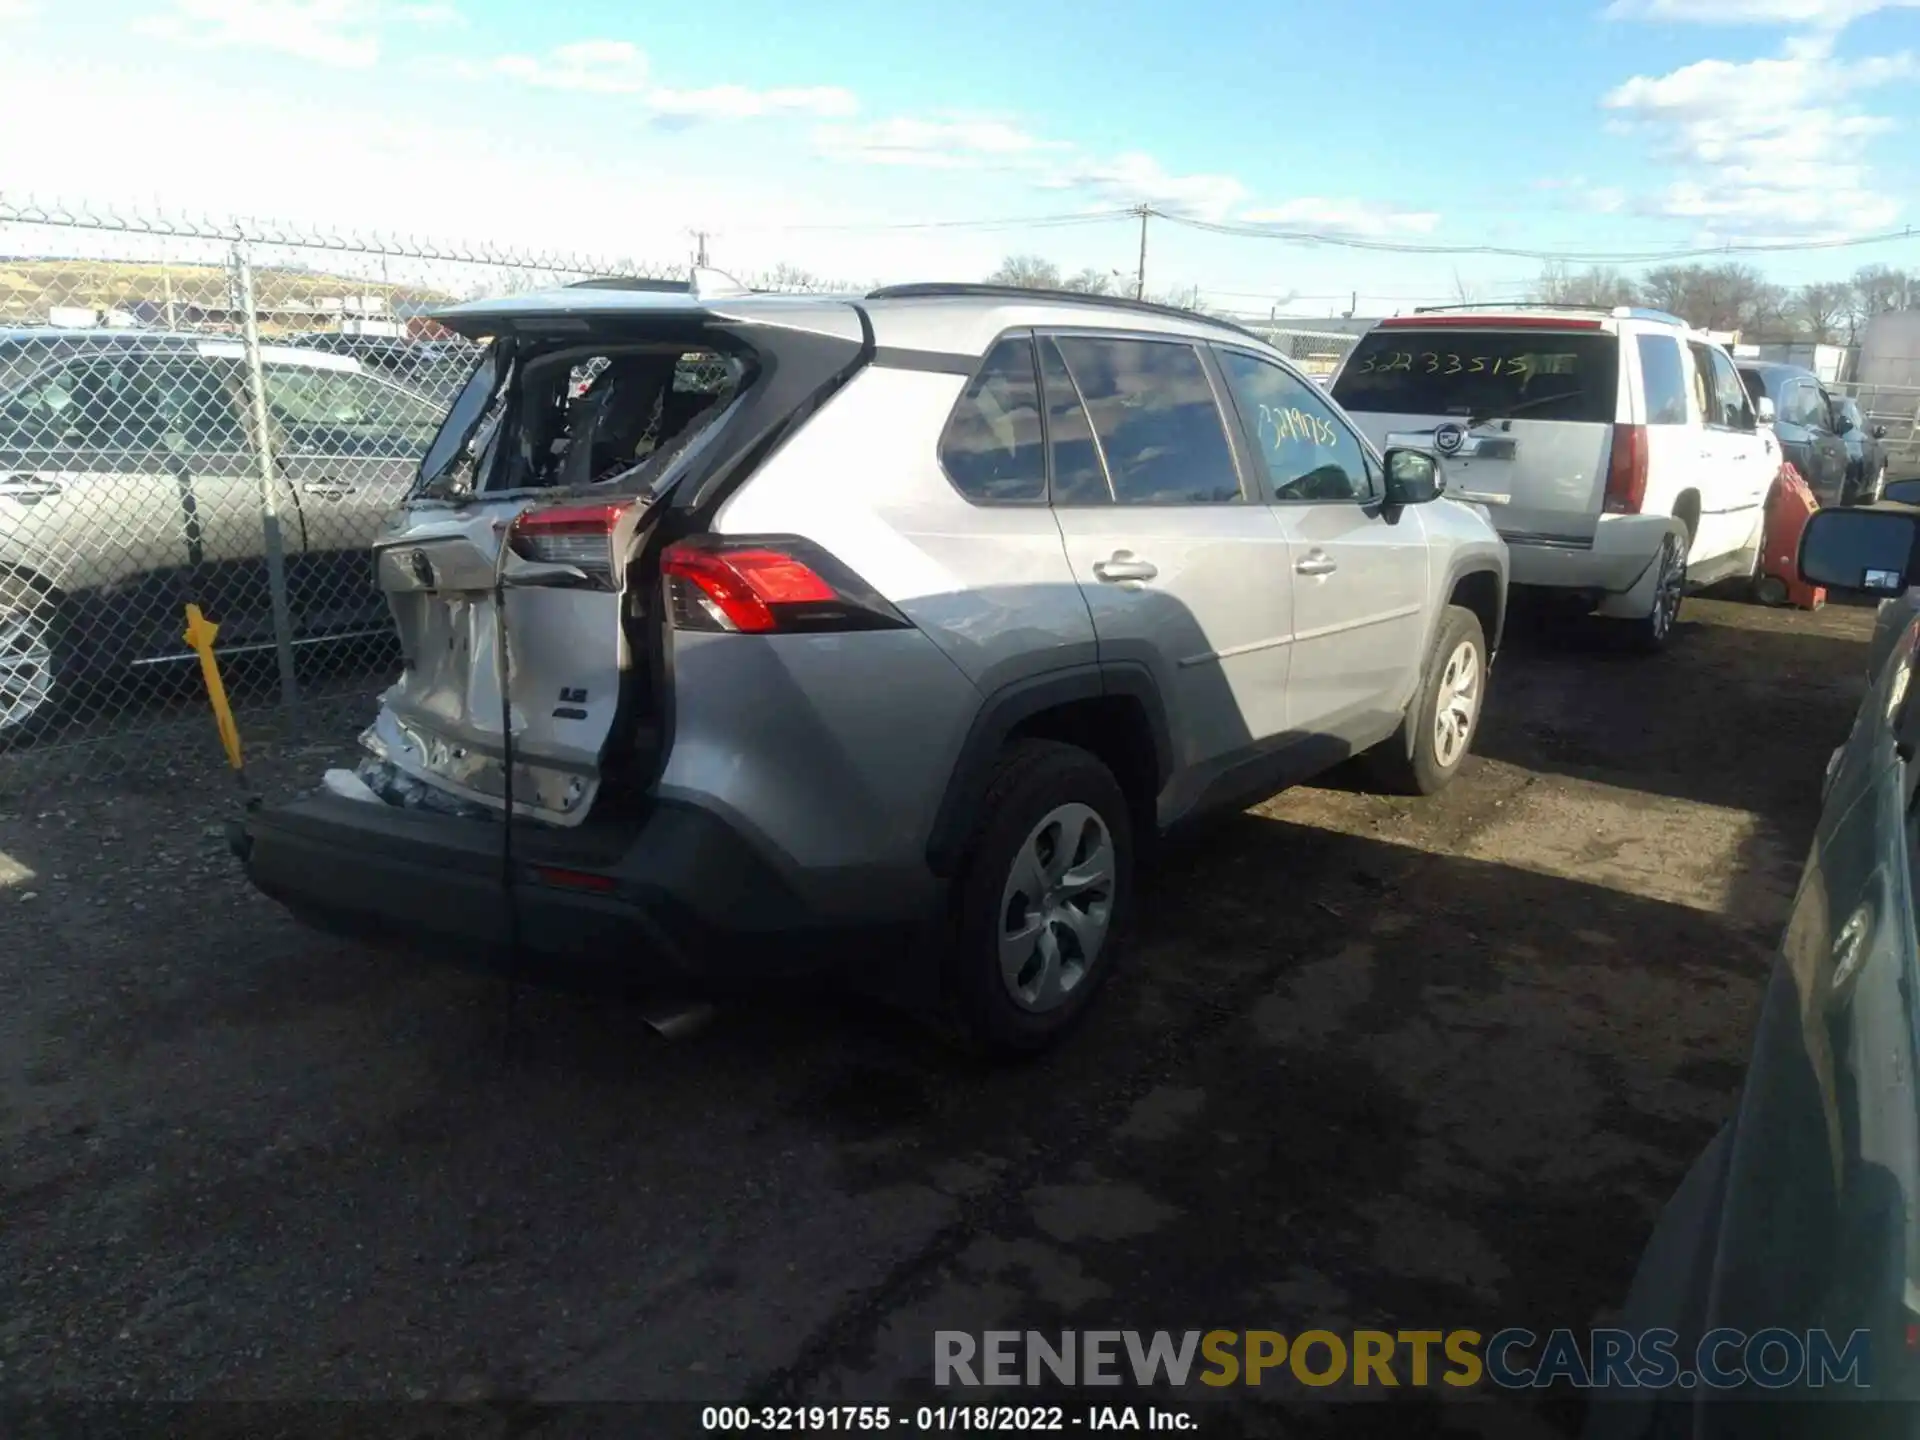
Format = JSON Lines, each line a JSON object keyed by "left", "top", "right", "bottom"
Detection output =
{"left": 1296, "top": 551, "right": 1338, "bottom": 577}
{"left": 301, "top": 480, "right": 356, "bottom": 499}
{"left": 1092, "top": 552, "right": 1157, "bottom": 583}
{"left": 0, "top": 475, "right": 62, "bottom": 502}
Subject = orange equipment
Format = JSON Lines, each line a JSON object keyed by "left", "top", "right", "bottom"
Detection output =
{"left": 1753, "top": 462, "right": 1825, "bottom": 610}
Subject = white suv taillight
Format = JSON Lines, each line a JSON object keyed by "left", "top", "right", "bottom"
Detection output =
{"left": 1604, "top": 424, "right": 1648, "bottom": 515}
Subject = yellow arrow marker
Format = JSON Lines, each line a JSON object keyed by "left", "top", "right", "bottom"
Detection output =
{"left": 183, "top": 603, "right": 244, "bottom": 772}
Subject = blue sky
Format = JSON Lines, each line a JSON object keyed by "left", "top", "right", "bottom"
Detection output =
{"left": 1, "top": 0, "right": 1917, "bottom": 316}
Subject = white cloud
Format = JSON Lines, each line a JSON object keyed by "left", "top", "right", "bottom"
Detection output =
{"left": 1605, "top": 0, "right": 1920, "bottom": 25}
{"left": 481, "top": 39, "right": 649, "bottom": 93}
{"left": 648, "top": 84, "right": 858, "bottom": 123}
{"left": 0, "top": 0, "right": 42, "bottom": 19}
{"left": 1237, "top": 197, "right": 1441, "bottom": 238}
{"left": 134, "top": 0, "right": 445, "bottom": 67}
{"left": 1039, "top": 151, "right": 1247, "bottom": 220}
{"left": 472, "top": 40, "right": 856, "bottom": 119}
{"left": 814, "top": 117, "right": 1068, "bottom": 170}
{"left": 1603, "top": 36, "right": 1912, "bottom": 234}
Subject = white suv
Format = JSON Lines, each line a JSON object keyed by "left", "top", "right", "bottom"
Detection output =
{"left": 1330, "top": 306, "right": 1777, "bottom": 650}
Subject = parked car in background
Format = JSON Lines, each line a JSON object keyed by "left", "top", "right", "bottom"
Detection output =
{"left": 1834, "top": 394, "right": 1890, "bottom": 505}
{"left": 1736, "top": 360, "right": 1856, "bottom": 506}
{"left": 0, "top": 328, "right": 447, "bottom": 737}
{"left": 279, "top": 331, "right": 478, "bottom": 406}
{"left": 234, "top": 281, "right": 1509, "bottom": 1054}
{"left": 1586, "top": 502, "right": 1920, "bottom": 1436}
{"left": 1331, "top": 306, "right": 1772, "bottom": 651}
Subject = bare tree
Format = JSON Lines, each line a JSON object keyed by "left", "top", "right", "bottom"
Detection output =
{"left": 763, "top": 261, "right": 823, "bottom": 292}
{"left": 986, "top": 255, "right": 1063, "bottom": 290}
{"left": 1794, "top": 282, "right": 1851, "bottom": 344}
{"left": 1062, "top": 267, "right": 1114, "bottom": 295}
{"left": 1450, "top": 267, "right": 1479, "bottom": 305}
{"left": 1532, "top": 263, "right": 1639, "bottom": 309}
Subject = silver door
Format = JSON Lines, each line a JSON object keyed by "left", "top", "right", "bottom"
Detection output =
{"left": 1215, "top": 345, "right": 1429, "bottom": 733}
{"left": 1040, "top": 334, "right": 1294, "bottom": 778}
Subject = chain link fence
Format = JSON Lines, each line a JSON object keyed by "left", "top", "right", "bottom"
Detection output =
{"left": 1829, "top": 380, "right": 1920, "bottom": 478}
{"left": 0, "top": 200, "right": 1374, "bottom": 790}
{"left": 0, "top": 201, "right": 720, "bottom": 784}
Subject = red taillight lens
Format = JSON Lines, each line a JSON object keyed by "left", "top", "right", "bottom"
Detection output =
{"left": 510, "top": 501, "right": 634, "bottom": 570}
{"left": 661, "top": 536, "right": 909, "bottom": 635}
{"left": 1604, "top": 424, "right": 1648, "bottom": 515}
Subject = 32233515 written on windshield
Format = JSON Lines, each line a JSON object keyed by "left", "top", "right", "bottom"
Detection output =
{"left": 1353, "top": 353, "right": 1580, "bottom": 377}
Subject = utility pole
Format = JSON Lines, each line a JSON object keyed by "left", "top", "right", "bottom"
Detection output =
{"left": 693, "top": 230, "right": 711, "bottom": 268}
{"left": 1133, "top": 205, "right": 1150, "bottom": 300}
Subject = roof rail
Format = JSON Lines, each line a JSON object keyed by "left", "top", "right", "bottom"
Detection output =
{"left": 565, "top": 276, "right": 693, "bottom": 293}
{"left": 864, "top": 283, "right": 1265, "bottom": 343}
{"left": 1410, "top": 299, "right": 1692, "bottom": 330}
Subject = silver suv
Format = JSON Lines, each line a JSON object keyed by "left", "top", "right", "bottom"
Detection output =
{"left": 234, "top": 280, "right": 1509, "bottom": 1051}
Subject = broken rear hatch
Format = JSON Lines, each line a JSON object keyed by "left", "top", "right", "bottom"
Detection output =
{"left": 355, "top": 285, "right": 870, "bottom": 827}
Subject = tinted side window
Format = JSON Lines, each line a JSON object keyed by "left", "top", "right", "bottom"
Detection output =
{"left": 265, "top": 367, "right": 451, "bottom": 460}
{"left": 1038, "top": 337, "right": 1112, "bottom": 505}
{"left": 1686, "top": 343, "right": 1717, "bottom": 426}
{"left": 1217, "top": 348, "right": 1370, "bottom": 502}
{"left": 2, "top": 353, "right": 153, "bottom": 451}
{"left": 1636, "top": 334, "right": 1690, "bottom": 426}
{"left": 1707, "top": 349, "right": 1754, "bottom": 432}
{"left": 937, "top": 336, "right": 1046, "bottom": 503}
{"left": 1783, "top": 380, "right": 1821, "bottom": 429}
{"left": 1050, "top": 337, "right": 1242, "bottom": 505}
{"left": 146, "top": 358, "right": 250, "bottom": 452}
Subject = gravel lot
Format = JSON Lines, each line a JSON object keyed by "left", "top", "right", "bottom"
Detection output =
{"left": 0, "top": 591, "right": 1878, "bottom": 1436}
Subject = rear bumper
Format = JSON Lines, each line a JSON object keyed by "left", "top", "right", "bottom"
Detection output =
{"left": 1503, "top": 514, "right": 1678, "bottom": 596}
{"left": 232, "top": 791, "right": 928, "bottom": 992}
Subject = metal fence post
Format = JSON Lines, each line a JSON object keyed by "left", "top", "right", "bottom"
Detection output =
{"left": 233, "top": 242, "right": 300, "bottom": 717}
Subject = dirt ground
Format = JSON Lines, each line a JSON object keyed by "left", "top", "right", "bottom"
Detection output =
{"left": 0, "top": 590, "right": 1879, "bottom": 1436}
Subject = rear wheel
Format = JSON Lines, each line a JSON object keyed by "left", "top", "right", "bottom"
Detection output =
{"left": 946, "top": 739, "right": 1133, "bottom": 1055}
{"left": 1361, "top": 604, "right": 1487, "bottom": 797}
{"left": 0, "top": 576, "right": 63, "bottom": 742}
{"left": 1621, "top": 532, "right": 1685, "bottom": 653}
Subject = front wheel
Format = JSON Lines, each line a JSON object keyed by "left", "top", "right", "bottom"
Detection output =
{"left": 1361, "top": 604, "right": 1488, "bottom": 797}
{"left": 946, "top": 739, "right": 1134, "bottom": 1055}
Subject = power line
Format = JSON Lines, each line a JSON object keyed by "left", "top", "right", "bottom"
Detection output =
{"left": 1155, "top": 209, "right": 1920, "bottom": 263}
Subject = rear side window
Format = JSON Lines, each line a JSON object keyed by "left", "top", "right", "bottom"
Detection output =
{"left": 938, "top": 336, "right": 1047, "bottom": 504}
{"left": 1332, "top": 327, "right": 1619, "bottom": 425}
{"left": 1050, "top": 336, "right": 1242, "bottom": 505}
{"left": 1635, "top": 334, "right": 1690, "bottom": 426}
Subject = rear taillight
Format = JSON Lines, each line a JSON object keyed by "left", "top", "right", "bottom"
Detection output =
{"left": 1604, "top": 424, "right": 1648, "bottom": 515}
{"left": 510, "top": 501, "right": 634, "bottom": 572}
{"left": 661, "top": 536, "right": 911, "bottom": 635}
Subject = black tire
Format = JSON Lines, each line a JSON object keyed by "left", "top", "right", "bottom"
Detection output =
{"left": 0, "top": 573, "right": 66, "bottom": 745}
{"left": 1620, "top": 532, "right": 1686, "bottom": 654}
{"left": 1360, "top": 604, "right": 1488, "bottom": 797}
{"left": 944, "top": 739, "right": 1133, "bottom": 1056}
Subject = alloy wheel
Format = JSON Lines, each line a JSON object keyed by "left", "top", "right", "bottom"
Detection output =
{"left": 0, "top": 598, "right": 56, "bottom": 736}
{"left": 998, "top": 802, "right": 1116, "bottom": 1013}
{"left": 1650, "top": 538, "right": 1685, "bottom": 642}
{"left": 1432, "top": 639, "right": 1480, "bottom": 770}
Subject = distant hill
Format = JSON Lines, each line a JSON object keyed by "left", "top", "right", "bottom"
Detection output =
{"left": 0, "top": 257, "right": 459, "bottom": 334}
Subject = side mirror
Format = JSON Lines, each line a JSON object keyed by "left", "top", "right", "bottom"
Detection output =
{"left": 1754, "top": 396, "right": 1776, "bottom": 425}
{"left": 1382, "top": 447, "right": 1443, "bottom": 505}
{"left": 1873, "top": 424, "right": 1889, "bottom": 440}
{"left": 1883, "top": 478, "right": 1920, "bottom": 507}
{"left": 1798, "top": 507, "right": 1920, "bottom": 594}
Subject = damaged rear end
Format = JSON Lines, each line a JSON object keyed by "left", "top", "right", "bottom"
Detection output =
{"left": 231, "top": 283, "right": 880, "bottom": 977}
{"left": 348, "top": 285, "right": 871, "bottom": 828}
